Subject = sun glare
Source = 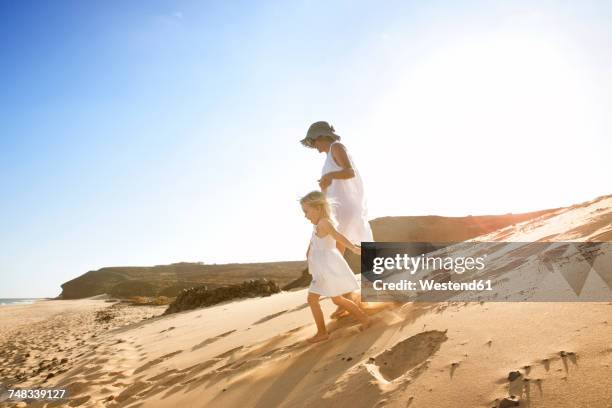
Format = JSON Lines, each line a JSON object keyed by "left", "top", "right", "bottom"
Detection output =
{"left": 364, "top": 31, "right": 601, "bottom": 216}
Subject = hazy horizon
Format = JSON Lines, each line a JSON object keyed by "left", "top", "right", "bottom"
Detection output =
{"left": 2, "top": 1, "right": 612, "bottom": 297}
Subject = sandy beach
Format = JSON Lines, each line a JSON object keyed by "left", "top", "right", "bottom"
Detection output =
{"left": 5, "top": 1, "right": 612, "bottom": 406}
{"left": 1, "top": 195, "right": 611, "bottom": 408}
{"left": 0, "top": 298, "right": 164, "bottom": 407}
{"left": 1, "top": 292, "right": 611, "bottom": 407}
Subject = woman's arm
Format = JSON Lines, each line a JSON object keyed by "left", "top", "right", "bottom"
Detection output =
{"left": 318, "top": 219, "right": 361, "bottom": 255}
{"left": 319, "top": 143, "right": 355, "bottom": 190}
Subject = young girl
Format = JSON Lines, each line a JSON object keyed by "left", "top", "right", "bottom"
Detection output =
{"left": 300, "top": 191, "right": 370, "bottom": 343}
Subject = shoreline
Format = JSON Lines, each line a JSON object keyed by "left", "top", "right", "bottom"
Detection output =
{"left": 0, "top": 299, "right": 44, "bottom": 307}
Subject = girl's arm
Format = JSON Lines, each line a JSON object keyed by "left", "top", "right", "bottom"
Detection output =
{"left": 306, "top": 243, "right": 311, "bottom": 259}
{"left": 317, "top": 219, "right": 361, "bottom": 255}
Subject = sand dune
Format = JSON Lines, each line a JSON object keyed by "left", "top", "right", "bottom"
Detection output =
{"left": 1, "top": 195, "right": 611, "bottom": 408}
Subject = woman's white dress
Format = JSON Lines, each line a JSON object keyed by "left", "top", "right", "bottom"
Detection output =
{"left": 322, "top": 142, "right": 374, "bottom": 244}
{"left": 308, "top": 223, "right": 360, "bottom": 296}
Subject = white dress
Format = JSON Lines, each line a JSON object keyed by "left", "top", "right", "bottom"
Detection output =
{"left": 308, "top": 223, "right": 361, "bottom": 296}
{"left": 322, "top": 141, "right": 374, "bottom": 244}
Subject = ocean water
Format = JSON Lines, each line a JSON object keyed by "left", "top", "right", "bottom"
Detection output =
{"left": 0, "top": 298, "right": 39, "bottom": 306}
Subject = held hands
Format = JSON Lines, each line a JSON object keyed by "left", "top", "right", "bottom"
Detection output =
{"left": 318, "top": 174, "right": 332, "bottom": 190}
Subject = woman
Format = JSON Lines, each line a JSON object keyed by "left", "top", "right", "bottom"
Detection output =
{"left": 300, "top": 121, "right": 374, "bottom": 318}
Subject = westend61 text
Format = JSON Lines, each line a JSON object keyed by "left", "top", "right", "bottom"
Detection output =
{"left": 372, "top": 279, "right": 493, "bottom": 291}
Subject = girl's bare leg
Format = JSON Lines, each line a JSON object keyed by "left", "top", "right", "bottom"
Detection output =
{"left": 307, "top": 293, "right": 329, "bottom": 343}
{"left": 331, "top": 296, "right": 371, "bottom": 331}
{"left": 330, "top": 242, "right": 351, "bottom": 319}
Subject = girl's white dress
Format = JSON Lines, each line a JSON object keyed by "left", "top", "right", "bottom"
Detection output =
{"left": 308, "top": 222, "right": 360, "bottom": 296}
{"left": 322, "top": 141, "right": 374, "bottom": 244}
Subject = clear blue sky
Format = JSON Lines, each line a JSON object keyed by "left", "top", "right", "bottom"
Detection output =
{"left": 2, "top": 1, "right": 611, "bottom": 298}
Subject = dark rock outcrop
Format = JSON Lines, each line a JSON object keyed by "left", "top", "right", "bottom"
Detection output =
{"left": 164, "top": 279, "right": 280, "bottom": 314}
{"left": 59, "top": 262, "right": 304, "bottom": 299}
{"left": 282, "top": 268, "right": 312, "bottom": 291}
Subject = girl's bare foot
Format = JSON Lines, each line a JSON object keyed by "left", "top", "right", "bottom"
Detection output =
{"left": 307, "top": 333, "right": 329, "bottom": 343}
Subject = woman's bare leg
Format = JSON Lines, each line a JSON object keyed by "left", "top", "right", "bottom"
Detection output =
{"left": 350, "top": 291, "right": 363, "bottom": 308}
{"left": 331, "top": 296, "right": 370, "bottom": 330}
{"left": 307, "top": 293, "right": 329, "bottom": 343}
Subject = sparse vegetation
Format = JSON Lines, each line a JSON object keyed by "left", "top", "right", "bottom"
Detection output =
{"left": 164, "top": 279, "right": 280, "bottom": 314}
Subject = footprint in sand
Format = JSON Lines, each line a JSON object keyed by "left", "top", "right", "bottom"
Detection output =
{"left": 62, "top": 381, "right": 90, "bottom": 397}
{"left": 134, "top": 350, "right": 183, "bottom": 374}
{"left": 283, "top": 325, "right": 306, "bottom": 335}
{"left": 66, "top": 395, "right": 91, "bottom": 406}
{"left": 541, "top": 358, "right": 551, "bottom": 371}
{"left": 108, "top": 370, "right": 128, "bottom": 379}
{"left": 159, "top": 326, "right": 175, "bottom": 333}
{"left": 449, "top": 361, "right": 460, "bottom": 379}
{"left": 192, "top": 329, "right": 236, "bottom": 351}
{"left": 252, "top": 310, "right": 289, "bottom": 325}
{"left": 371, "top": 330, "right": 448, "bottom": 382}
{"left": 289, "top": 302, "right": 310, "bottom": 312}
{"left": 507, "top": 371, "right": 524, "bottom": 396}
{"left": 215, "top": 346, "right": 244, "bottom": 359}
{"left": 114, "top": 381, "right": 150, "bottom": 403}
{"left": 147, "top": 369, "right": 178, "bottom": 382}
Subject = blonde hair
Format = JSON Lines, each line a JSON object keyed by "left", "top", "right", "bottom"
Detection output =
{"left": 300, "top": 190, "right": 332, "bottom": 220}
